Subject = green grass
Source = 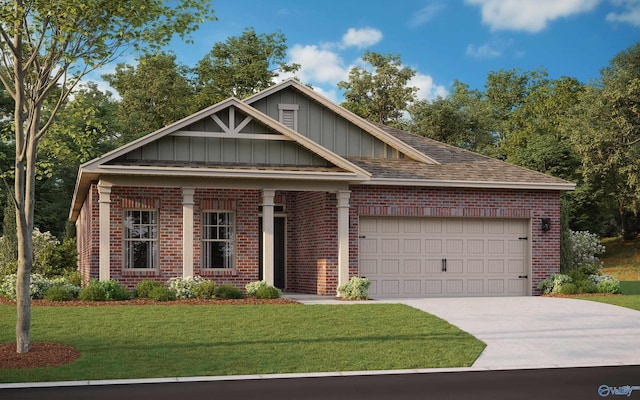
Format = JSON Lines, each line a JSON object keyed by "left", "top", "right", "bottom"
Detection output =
{"left": 0, "top": 303, "right": 485, "bottom": 383}
{"left": 601, "top": 237, "right": 640, "bottom": 280}
{"left": 575, "top": 294, "right": 640, "bottom": 311}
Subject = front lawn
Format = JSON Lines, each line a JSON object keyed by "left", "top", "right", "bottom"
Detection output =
{"left": 575, "top": 294, "right": 640, "bottom": 311}
{"left": 0, "top": 303, "right": 485, "bottom": 383}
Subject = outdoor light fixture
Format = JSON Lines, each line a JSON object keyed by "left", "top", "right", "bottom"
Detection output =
{"left": 541, "top": 218, "right": 551, "bottom": 232}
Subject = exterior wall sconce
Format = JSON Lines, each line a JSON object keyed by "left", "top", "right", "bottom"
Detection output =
{"left": 541, "top": 218, "right": 551, "bottom": 232}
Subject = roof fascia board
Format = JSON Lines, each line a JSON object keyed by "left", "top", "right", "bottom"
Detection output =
{"left": 366, "top": 178, "right": 576, "bottom": 191}
{"left": 245, "top": 79, "right": 440, "bottom": 165}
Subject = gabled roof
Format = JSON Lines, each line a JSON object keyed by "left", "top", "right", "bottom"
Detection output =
{"left": 69, "top": 78, "right": 575, "bottom": 221}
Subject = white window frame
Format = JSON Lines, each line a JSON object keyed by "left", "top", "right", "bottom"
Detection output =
{"left": 123, "top": 209, "right": 159, "bottom": 270}
{"left": 201, "top": 210, "right": 236, "bottom": 270}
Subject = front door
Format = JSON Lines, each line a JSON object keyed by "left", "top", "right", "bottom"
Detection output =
{"left": 259, "top": 216, "right": 286, "bottom": 289}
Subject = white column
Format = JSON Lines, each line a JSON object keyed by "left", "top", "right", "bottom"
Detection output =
{"left": 182, "top": 187, "right": 195, "bottom": 278}
{"left": 97, "top": 182, "right": 112, "bottom": 282}
{"left": 337, "top": 190, "right": 351, "bottom": 291}
{"left": 262, "top": 189, "right": 275, "bottom": 286}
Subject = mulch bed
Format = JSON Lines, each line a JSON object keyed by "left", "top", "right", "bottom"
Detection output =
{"left": 0, "top": 342, "right": 81, "bottom": 370}
{"left": 0, "top": 297, "right": 301, "bottom": 307}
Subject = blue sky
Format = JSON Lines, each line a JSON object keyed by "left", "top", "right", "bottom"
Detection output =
{"left": 93, "top": 0, "right": 640, "bottom": 103}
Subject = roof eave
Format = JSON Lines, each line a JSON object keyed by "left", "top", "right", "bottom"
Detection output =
{"left": 365, "top": 178, "right": 576, "bottom": 191}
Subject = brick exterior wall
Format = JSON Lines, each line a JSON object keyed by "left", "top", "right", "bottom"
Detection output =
{"left": 349, "top": 186, "right": 562, "bottom": 295}
{"left": 77, "top": 183, "right": 561, "bottom": 296}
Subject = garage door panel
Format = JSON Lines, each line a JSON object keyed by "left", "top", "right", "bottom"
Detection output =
{"left": 404, "top": 239, "right": 421, "bottom": 253}
{"left": 381, "top": 239, "right": 399, "bottom": 253}
{"left": 403, "top": 259, "right": 421, "bottom": 274}
{"left": 359, "top": 217, "right": 529, "bottom": 298}
{"left": 381, "top": 260, "right": 399, "bottom": 274}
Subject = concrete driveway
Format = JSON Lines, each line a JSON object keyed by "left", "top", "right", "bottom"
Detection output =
{"left": 384, "top": 297, "right": 640, "bottom": 369}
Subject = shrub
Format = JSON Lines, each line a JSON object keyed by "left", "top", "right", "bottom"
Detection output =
{"left": 245, "top": 280, "right": 268, "bottom": 296}
{"left": 193, "top": 280, "right": 217, "bottom": 299}
{"left": 79, "top": 283, "right": 107, "bottom": 301}
{"left": 134, "top": 280, "right": 165, "bottom": 298}
{"left": 558, "top": 283, "right": 578, "bottom": 295}
{"left": 566, "top": 230, "right": 605, "bottom": 272}
{"left": 214, "top": 284, "right": 244, "bottom": 299}
{"left": 537, "top": 273, "right": 572, "bottom": 294}
{"left": 596, "top": 279, "right": 621, "bottom": 294}
{"left": 337, "top": 277, "right": 371, "bottom": 300}
{"left": 64, "top": 270, "right": 83, "bottom": 287}
{"left": 574, "top": 279, "right": 597, "bottom": 294}
{"left": 44, "top": 285, "right": 73, "bottom": 301}
{"left": 98, "top": 280, "right": 130, "bottom": 300}
{"left": 0, "top": 273, "right": 80, "bottom": 300}
{"left": 168, "top": 276, "right": 205, "bottom": 299}
{"left": 148, "top": 285, "right": 176, "bottom": 301}
{"left": 255, "top": 285, "right": 281, "bottom": 299}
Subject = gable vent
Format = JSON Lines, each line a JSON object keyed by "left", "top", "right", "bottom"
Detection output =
{"left": 278, "top": 104, "right": 299, "bottom": 131}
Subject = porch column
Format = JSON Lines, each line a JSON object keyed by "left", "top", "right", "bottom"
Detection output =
{"left": 262, "top": 189, "right": 276, "bottom": 286}
{"left": 337, "top": 190, "right": 351, "bottom": 291}
{"left": 182, "top": 187, "right": 195, "bottom": 278}
{"left": 97, "top": 182, "right": 112, "bottom": 282}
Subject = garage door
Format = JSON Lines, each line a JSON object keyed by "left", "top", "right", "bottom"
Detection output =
{"left": 359, "top": 217, "right": 530, "bottom": 298}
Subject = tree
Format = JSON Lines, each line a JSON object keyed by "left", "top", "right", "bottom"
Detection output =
{"left": 193, "top": 27, "right": 300, "bottom": 110}
{"left": 568, "top": 43, "right": 640, "bottom": 239}
{"left": 338, "top": 51, "right": 417, "bottom": 127}
{"left": 409, "top": 81, "right": 495, "bottom": 153}
{"left": 0, "top": 0, "right": 215, "bottom": 354}
{"left": 104, "top": 53, "right": 195, "bottom": 142}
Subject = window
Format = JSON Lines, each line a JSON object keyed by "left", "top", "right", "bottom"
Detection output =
{"left": 123, "top": 210, "right": 158, "bottom": 269}
{"left": 202, "top": 211, "right": 235, "bottom": 269}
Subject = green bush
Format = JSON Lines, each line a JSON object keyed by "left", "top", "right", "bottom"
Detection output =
{"left": 245, "top": 280, "right": 268, "bottom": 296}
{"left": 574, "top": 279, "right": 597, "bottom": 294}
{"left": 0, "top": 273, "right": 80, "bottom": 300}
{"left": 44, "top": 285, "right": 73, "bottom": 301}
{"left": 79, "top": 284, "right": 107, "bottom": 301}
{"left": 537, "top": 273, "right": 572, "bottom": 294}
{"left": 337, "top": 277, "right": 371, "bottom": 300}
{"left": 98, "top": 280, "right": 131, "bottom": 300}
{"left": 214, "top": 284, "right": 244, "bottom": 299}
{"left": 255, "top": 285, "right": 281, "bottom": 299}
{"left": 134, "top": 280, "right": 165, "bottom": 298}
{"left": 193, "top": 280, "right": 217, "bottom": 299}
{"left": 148, "top": 285, "right": 176, "bottom": 301}
{"left": 558, "top": 283, "right": 578, "bottom": 295}
{"left": 596, "top": 280, "right": 621, "bottom": 294}
{"left": 64, "top": 270, "right": 83, "bottom": 287}
{"left": 168, "top": 276, "right": 205, "bottom": 299}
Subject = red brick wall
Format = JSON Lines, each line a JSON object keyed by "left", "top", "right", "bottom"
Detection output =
{"left": 349, "top": 186, "right": 562, "bottom": 295}
{"left": 77, "top": 183, "right": 561, "bottom": 296}
{"left": 285, "top": 191, "right": 338, "bottom": 295}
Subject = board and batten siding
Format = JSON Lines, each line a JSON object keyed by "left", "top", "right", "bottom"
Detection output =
{"left": 250, "top": 87, "right": 403, "bottom": 159}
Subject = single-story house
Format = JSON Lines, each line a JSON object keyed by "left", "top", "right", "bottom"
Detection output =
{"left": 69, "top": 78, "right": 575, "bottom": 298}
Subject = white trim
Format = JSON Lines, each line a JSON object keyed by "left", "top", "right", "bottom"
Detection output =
{"left": 97, "top": 182, "right": 112, "bottom": 282}
{"left": 182, "top": 187, "right": 195, "bottom": 278}
{"left": 262, "top": 189, "right": 276, "bottom": 286}
{"left": 336, "top": 190, "right": 351, "bottom": 293}
{"left": 171, "top": 130, "right": 293, "bottom": 141}
{"left": 366, "top": 178, "right": 576, "bottom": 191}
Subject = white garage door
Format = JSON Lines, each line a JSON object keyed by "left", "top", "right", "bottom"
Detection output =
{"left": 359, "top": 217, "right": 530, "bottom": 298}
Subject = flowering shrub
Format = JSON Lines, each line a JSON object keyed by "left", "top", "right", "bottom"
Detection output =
{"left": 596, "top": 279, "right": 621, "bottom": 294}
{"left": 245, "top": 280, "right": 267, "bottom": 296}
{"left": 337, "top": 277, "right": 371, "bottom": 300}
{"left": 537, "top": 273, "right": 572, "bottom": 294}
{"left": 168, "top": 276, "right": 206, "bottom": 299}
{"left": 568, "top": 230, "right": 605, "bottom": 271}
{"left": 0, "top": 273, "right": 80, "bottom": 300}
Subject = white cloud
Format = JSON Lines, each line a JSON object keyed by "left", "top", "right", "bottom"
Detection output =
{"left": 465, "top": 0, "right": 601, "bottom": 32}
{"left": 408, "top": 3, "right": 446, "bottom": 28}
{"left": 341, "top": 27, "right": 383, "bottom": 48}
{"left": 466, "top": 37, "right": 514, "bottom": 58}
{"left": 288, "top": 44, "right": 350, "bottom": 84}
{"left": 410, "top": 73, "right": 448, "bottom": 101}
{"left": 607, "top": 0, "right": 640, "bottom": 27}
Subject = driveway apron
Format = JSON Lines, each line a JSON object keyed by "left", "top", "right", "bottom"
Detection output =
{"left": 383, "top": 297, "right": 640, "bottom": 369}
